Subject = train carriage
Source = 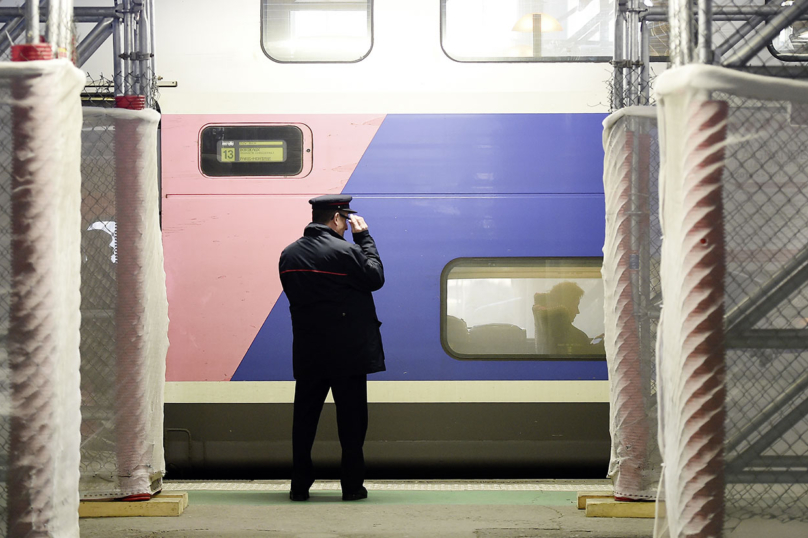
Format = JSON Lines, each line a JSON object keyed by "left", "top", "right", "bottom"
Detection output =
{"left": 127, "top": 0, "right": 615, "bottom": 476}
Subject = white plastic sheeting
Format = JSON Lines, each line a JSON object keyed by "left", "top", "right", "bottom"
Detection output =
{"left": 0, "top": 60, "right": 84, "bottom": 538}
{"left": 79, "top": 107, "right": 168, "bottom": 500}
{"left": 655, "top": 65, "right": 808, "bottom": 537}
{"left": 602, "top": 106, "right": 663, "bottom": 501}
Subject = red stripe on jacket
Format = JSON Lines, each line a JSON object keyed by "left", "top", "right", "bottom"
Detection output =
{"left": 280, "top": 269, "right": 348, "bottom": 277}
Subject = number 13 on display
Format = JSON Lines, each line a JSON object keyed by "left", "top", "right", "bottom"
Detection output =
{"left": 220, "top": 147, "right": 236, "bottom": 162}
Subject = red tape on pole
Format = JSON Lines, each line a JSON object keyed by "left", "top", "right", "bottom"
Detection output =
{"left": 11, "top": 43, "right": 52, "bottom": 62}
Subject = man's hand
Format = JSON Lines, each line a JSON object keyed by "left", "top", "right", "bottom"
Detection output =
{"left": 348, "top": 215, "right": 369, "bottom": 233}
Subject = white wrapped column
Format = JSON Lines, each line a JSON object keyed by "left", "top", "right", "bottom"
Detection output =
{"left": 4, "top": 60, "right": 84, "bottom": 538}
{"left": 658, "top": 89, "right": 728, "bottom": 537}
{"left": 79, "top": 108, "right": 168, "bottom": 500}
{"left": 603, "top": 107, "right": 661, "bottom": 501}
{"left": 114, "top": 108, "right": 168, "bottom": 499}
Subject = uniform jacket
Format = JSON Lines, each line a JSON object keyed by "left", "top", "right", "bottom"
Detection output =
{"left": 279, "top": 223, "right": 386, "bottom": 380}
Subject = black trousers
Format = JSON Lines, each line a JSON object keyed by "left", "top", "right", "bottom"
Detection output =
{"left": 291, "top": 374, "right": 368, "bottom": 494}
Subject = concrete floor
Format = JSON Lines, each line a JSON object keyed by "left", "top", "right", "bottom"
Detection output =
{"left": 79, "top": 480, "right": 657, "bottom": 538}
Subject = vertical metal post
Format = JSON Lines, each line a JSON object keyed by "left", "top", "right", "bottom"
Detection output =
{"left": 122, "top": 0, "right": 134, "bottom": 95}
{"left": 113, "top": 1, "right": 125, "bottom": 97}
{"left": 142, "top": 0, "right": 155, "bottom": 107}
{"left": 25, "top": 0, "right": 39, "bottom": 44}
{"left": 63, "top": 0, "right": 74, "bottom": 61}
{"left": 669, "top": 0, "right": 694, "bottom": 66}
{"left": 148, "top": 0, "right": 156, "bottom": 91}
{"left": 76, "top": 18, "right": 113, "bottom": 68}
{"left": 131, "top": 3, "right": 141, "bottom": 96}
{"left": 47, "top": 0, "right": 60, "bottom": 51}
{"left": 613, "top": 3, "right": 625, "bottom": 110}
{"left": 627, "top": 0, "right": 639, "bottom": 106}
{"left": 698, "top": 0, "right": 712, "bottom": 63}
{"left": 139, "top": 4, "right": 151, "bottom": 107}
{"left": 46, "top": 0, "right": 75, "bottom": 59}
{"left": 640, "top": 18, "right": 650, "bottom": 105}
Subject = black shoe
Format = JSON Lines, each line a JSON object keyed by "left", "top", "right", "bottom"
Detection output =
{"left": 290, "top": 490, "right": 309, "bottom": 501}
{"left": 342, "top": 487, "right": 368, "bottom": 501}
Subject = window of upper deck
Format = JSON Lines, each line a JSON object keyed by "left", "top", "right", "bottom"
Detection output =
{"left": 261, "top": 0, "right": 373, "bottom": 63}
{"left": 441, "top": 0, "right": 613, "bottom": 62}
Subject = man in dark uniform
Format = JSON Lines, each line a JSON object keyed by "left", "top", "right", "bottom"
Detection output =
{"left": 279, "top": 195, "right": 386, "bottom": 502}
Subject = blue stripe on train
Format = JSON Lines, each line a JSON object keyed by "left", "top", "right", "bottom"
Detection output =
{"left": 233, "top": 113, "right": 608, "bottom": 382}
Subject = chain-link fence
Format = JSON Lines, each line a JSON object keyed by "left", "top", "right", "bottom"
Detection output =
{"left": 83, "top": 75, "right": 122, "bottom": 109}
{"left": 0, "top": 59, "right": 85, "bottom": 538}
{"left": 718, "top": 87, "right": 808, "bottom": 532}
{"left": 653, "top": 65, "right": 808, "bottom": 538}
{"left": 79, "top": 109, "right": 118, "bottom": 499}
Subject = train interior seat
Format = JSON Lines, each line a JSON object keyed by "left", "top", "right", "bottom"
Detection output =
{"left": 466, "top": 323, "right": 528, "bottom": 354}
{"left": 445, "top": 315, "right": 472, "bottom": 354}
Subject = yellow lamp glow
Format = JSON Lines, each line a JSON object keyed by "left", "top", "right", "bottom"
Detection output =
{"left": 512, "top": 13, "right": 563, "bottom": 33}
{"left": 512, "top": 13, "right": 562, "bottom": 57}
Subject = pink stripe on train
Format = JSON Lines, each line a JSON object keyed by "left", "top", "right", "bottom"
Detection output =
{"left": 162, "top": 114, "right": 386, "bottom": 381}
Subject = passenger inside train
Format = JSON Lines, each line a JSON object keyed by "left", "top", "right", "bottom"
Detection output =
{"left": 533, "top": 281, "right": 605, "bottom": 355}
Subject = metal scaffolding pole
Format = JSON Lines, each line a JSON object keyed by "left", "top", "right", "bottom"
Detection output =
{"left": 122, "top": 0, "right": 134, "bottom": 95}
{"left": 148, "top": 0, "right": 156, "bottom": 92}
{"left": 0, "top": 18, "right": 25, "bottom": 56}
{"left": 713, "top": 15, "right": 765, "bottom": 59}
{"left": 139, "top": 7, "right": 151, "bottom": 105}
{"left": 0, "top": 7, "right": 118, "bottom": 20}
{"left": 726, "top": 471, "right": 808, "bottom": 484}
{"left": 643, "top": 5, "right": 808, "bottom": 18}
{"left": 640, "top": 19, "right": 650, "bottom": 105}
{"left": 723, "top": 0, "right": 808, "bottom": 66}
{"left": 613, "top": 5, "right": 625, "bottom": 110}
{"left": 725, "top": 370, "right": 808, "bottom": 454}
{"left": 627, "top": 0, "right": 639, "bottom": 106}
{"left": 698, "top": 0, "right": 712, "bottom": 63}
{"left": 47, "top": 0, "right": 60, "bottom": 48}
{"left": 727, "top": 395, "right": 808, "bottom": 475}
{"left": 668, "top": 0, "right": 694, "bottom": 66}
{"left": 24, "top": 0, "right": 39, "bottom": 44}
{"left": 725, "top": 244, "right": 808, "bottom": 340}
{"left": 113, "top": 1, "right": 125, "bottom": 97}
{"left": 77, "top": 18, "right": 113, "bottom": 67}
{"left": 132, "top": 2, "right": 141, "bottom": 96}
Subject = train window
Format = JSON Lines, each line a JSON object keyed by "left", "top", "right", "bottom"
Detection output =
{"left": 441, "top": 0, "right": 613, "bottom": 62}
{"left": 441, "top": 258, "right": 606, "bottom": 360}
{"left": 199, "top": 124, "right": 312, "bottom": 178}
{"left": 261, "top": 0, "right": 373, "bottom": 63}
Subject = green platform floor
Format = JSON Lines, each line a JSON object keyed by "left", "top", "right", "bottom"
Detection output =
{"left": 79, "top": 480, "right": 661, "bottom": 538}
{"left": 187, "top": 489, "right": 578, "bottom": 506}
